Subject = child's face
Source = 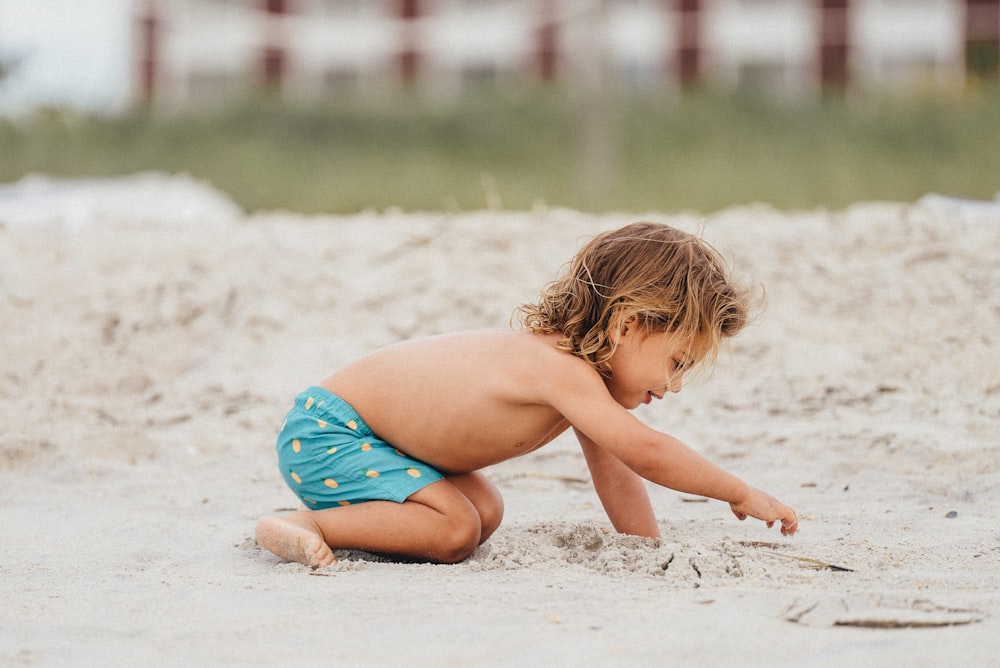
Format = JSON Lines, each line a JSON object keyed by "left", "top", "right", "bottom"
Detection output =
{"left": 606, "top": 326, "right": 703, "bottom": 409}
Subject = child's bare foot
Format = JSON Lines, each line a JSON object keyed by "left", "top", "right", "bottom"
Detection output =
{"left": 255, "top": 514, "right": 335, "bottom": 568}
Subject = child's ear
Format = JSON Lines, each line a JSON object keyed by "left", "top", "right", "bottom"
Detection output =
{"left": 609, "top": 313, "right": 639, "bottom": 344}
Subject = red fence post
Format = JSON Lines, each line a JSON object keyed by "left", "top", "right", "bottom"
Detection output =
{"left": 965, "top": 0, "right": 1000, "bottom": 80}
{"left": 138, "top": 3, "right": 160, "bottom": 104}
{"left": 818, "top": 0, "right": 850, "bottom": 92}
{"left": 262, "top": 0, "right": 288, "bottom": 90}
{"left": 537, "top": 0, "right": 559, "bottom": 82}
{"left": 399, "top": 0, "right": 421, "bottom": 83}
{"left": 675, "top": 0, "right": 701, "bottom": 88}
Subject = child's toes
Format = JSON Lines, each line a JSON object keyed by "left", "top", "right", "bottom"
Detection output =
{"left": 304, "top": 537, "right": 335, "bottom": 568}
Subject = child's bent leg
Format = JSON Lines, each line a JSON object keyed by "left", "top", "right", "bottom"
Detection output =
{"left": 446, "top": 471, "right": 504, "bottom": 543}
{"left": 256, "top": 478, "right": 484, "bottom": 566}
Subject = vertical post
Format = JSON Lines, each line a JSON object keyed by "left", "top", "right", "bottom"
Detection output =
{"left": 138, "top": 1, "right": 160, "bottom": 105}
{"left": 578, "top": 0, "right": 617, "bottom": 211}
{"left": 965, "top": 0, "right": 1000, "bottom": 80}
{"left": 398, "top": 0, "right": 421, "bottom": 83}
{"left": 675, "top": 0, "right": 701, "bottom": 88}
{"left": 537, "top": 0, "right": 559, "bottom": 82}
{"left": 818, "top": 0, "right": 850, "bottom": 93}
{"left": 262, "top": 0, "right": 288, "bottom": 90}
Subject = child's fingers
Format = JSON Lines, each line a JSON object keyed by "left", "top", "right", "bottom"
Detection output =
{"left": 780, "top": 515, "right": 798, "bottom": 536}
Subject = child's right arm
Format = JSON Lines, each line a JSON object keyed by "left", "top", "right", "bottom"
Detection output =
{"left": 543, "top": 362, "right": 798, "bottom": 535}
{"left": 593, "top": 415, "right": 798, "bottom": 535}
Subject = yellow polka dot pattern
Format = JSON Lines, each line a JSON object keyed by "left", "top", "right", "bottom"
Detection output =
{"left": 279, "top": 389, "right": 442, "bottom": 508}
{"left": 298, "top": 395, "right": 383, "bottom": 482}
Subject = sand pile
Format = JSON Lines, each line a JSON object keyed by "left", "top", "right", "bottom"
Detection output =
{"left": 1, "top": 174, "right": 998, "bottom": 666}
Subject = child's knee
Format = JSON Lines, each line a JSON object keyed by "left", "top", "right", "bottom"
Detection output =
{"left": 434, "top": 508, "right": 482, "bottom": 564}
{"left": 478, "top": 489, "right": 504, "bottom": 543}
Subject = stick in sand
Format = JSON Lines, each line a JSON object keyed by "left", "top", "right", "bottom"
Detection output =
{"left": 757, "top": 549, "right": 855, "bottom": 572}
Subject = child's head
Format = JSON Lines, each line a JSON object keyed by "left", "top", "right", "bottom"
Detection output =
{"left": 518, "top": 221, "right": 751, "bottom": 376}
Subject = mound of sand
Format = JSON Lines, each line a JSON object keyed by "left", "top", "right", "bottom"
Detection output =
{"left": 1, "top": 174, "right": 998, "bottom": 666}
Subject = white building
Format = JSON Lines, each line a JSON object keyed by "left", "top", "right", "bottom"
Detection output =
{"left": 135, "top": 0, "right": 996, "bottom": 105}
{"left": 0, "top": 0, "right": 997, "bottom": 114}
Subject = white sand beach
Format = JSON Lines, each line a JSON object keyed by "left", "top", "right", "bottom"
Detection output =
{"left": 1, "top": 174, "right": 998, "bottom": 666}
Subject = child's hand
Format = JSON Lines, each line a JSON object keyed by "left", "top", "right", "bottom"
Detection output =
{"left": 730, "top": 488, "right": 798, "bottom": 536}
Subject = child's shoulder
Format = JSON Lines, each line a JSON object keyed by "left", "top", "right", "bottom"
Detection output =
{"left": 377, "top": 329, "right": 596, "bottom": 386}
{"left": 416, "top": 328, "right": 554, "bottom": 349}
{"left": 413, "top": 329, "right": 590, "bottom": 374}
{"left": 486, "top": 329, "right": 600, "bottom": 384}
{"left": 454, "top": 328, "right": 573, "bottom": 357}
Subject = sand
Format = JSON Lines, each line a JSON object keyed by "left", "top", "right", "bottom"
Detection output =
{"left": 1, "top": 173, "right": 998, "bottom": 666}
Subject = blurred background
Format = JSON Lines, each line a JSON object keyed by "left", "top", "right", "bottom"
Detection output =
{"left": 0, "top": 0, "right": 998, "bottom": 214}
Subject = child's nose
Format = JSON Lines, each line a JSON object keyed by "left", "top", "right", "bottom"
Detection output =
{"left": 664, "top": 377, "right": 683, "bottom": 393}
{"left": 671, "top": 366, "right": 693, "bottom": 392}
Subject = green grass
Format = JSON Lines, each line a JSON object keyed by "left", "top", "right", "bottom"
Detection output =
{"left": 1, "top": 86, "right": 998, "bottom": 214}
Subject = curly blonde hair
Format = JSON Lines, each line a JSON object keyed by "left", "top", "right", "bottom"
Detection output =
{"left": 517, "top": 222, "right": 751, "bottom": 375}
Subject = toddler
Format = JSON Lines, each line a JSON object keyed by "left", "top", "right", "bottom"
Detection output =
{"left": 256, "top": 221, "right": 798, "bottom": 568}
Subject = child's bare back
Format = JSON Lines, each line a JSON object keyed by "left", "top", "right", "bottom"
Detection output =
{"left": 256, "top": 222, "right": 799, "bottom": 569}
{"left": 321, "top": 329, "right": 581, "bottom": 473}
